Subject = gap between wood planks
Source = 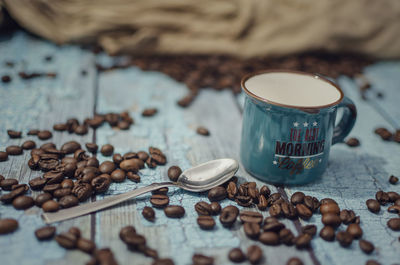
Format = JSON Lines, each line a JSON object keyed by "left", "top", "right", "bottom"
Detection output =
{"left": 90, "top": 67, "right": 100, "bottom": 243}
{"left": 233, "top": 94, "right": 322, "bottom": 265}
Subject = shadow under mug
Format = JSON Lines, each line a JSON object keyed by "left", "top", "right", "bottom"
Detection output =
{"left": 240, "top": 70, "right": 357, "bottom": 185}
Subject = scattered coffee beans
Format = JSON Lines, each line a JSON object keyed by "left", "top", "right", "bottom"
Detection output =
{"left": 346, "top": 137, "right": 360, "bottom": 147}
{"left": 196, "top": 127, "right": 210, "bottom": 136}
{"left": 0, "top": 218, "right": 18, "bottom": 234}
{"left": 100, "top": 144, "right": 114, "bottom": 156}
{"left": 167, "top": 166, "right": 182, "bottom": 182}
{"left": 12, "top": 195, "right": 34, "bottom": 210}
{"left": 197, "top": 216, "right": 216, "bottom": 230}
{"left": 228, "top": 248, "right": 246, "bottom": 263}
{"left": 7, "top": 130, "right": 22, "bottom": 139}
{"left": 150, "top": 194, "right": 169, "bottom": 208}
{"left": 336, "top": 231, "right": 353, "bottom": 247}
{"left": 389, "top": 175, "right": 398, "bottom": 185}
{"left": 164, "top": 205, "right": 185, "bottom": 218}
{"left": 192, "top": 254, "right": 214, "bottom": 265}
{"left": 247, "top": 245, "right": 262, "bottom": 265}
{"left": 142, "top": 206, "right": 155, "bottom": 222}
{"left": 346, "top": 223, "right": 363, "bottom": 239}
{"left": 35, "top": 226, "right": 56, "bottom": 240}
{"left": 320, "top": 226, "right": 335, "bottom": 241}
{"left": 208, "top": 186, "right": 227, "bottom": 202}
{"left": 142, "top": 108, "right": 158, "bottom": 117}
{"left": 387, "top": 218, "right": 400, "bottom": 231}
{"left": 359, "top": 239, "right": 374, "bottom": 254}
{"left": 38, "top": 130, "right": 53, "bottom": 140}
{"left": 219, "top": 205, "right": 239, "bottom": 228}
{"left": 366, "top": 199, "right": 381, "bottom": 213}
{"left": 6, "top": 145, "right": 23, "bottom": 156}
{"left": 287, "top": 257, "right": 304, "bottom": 265}
{"left": 0, "top": 151, "right": 8, "bottom": 161}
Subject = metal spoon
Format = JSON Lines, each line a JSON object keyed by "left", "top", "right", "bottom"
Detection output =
{"left": 42, "top": 158, "right": 239, "bottom": 224}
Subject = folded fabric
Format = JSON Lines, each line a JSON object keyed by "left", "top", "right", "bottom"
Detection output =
{"left": 3, "top": 0, "right": 400, "bottom": 58}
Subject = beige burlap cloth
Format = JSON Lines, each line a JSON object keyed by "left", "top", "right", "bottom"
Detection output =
{"left": 2, "top": 0, "right": 400, "bottom": 58}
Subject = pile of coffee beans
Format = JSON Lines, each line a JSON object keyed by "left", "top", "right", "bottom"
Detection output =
{"left": 0, "top": 141, "right": 167, "bottom": 213}
{"left": 94, "top": 53, "right": 373, "bottom": 108}
{"left": 366, "top": 190, "right": 400, "bottom": 232}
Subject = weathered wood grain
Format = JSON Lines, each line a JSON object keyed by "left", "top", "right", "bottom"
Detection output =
{"left": 0, "top": 32, "right": 97, "bottom": 265}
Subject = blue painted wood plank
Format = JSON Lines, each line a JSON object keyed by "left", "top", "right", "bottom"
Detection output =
{"left": 0, "top": 32, "right": 97, "bottom": 265}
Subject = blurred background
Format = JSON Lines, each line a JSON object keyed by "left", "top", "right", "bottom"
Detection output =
{"left": 1, "top": 0, "right": 399, "bottom": 99}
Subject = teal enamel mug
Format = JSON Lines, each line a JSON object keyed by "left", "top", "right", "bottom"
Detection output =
{"left": 240, "top": 70, "right": 357, "bottom": 185}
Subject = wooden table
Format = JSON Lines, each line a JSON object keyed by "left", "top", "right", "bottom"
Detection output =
{"left": 0, "top": 32, "right": 399, "bottom": 265}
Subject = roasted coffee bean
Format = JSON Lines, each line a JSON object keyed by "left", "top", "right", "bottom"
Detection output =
{"left": 219, "top": 205, "right": 239, "bottom": 228}
{"left": 234, "top": 195, "right": 252, "bottom": 207}
{"left": 93, "top": 248, "right": 119, "bottom": 265}
{"left": 72, "top": 182, "right": 92, "bottom": 201}
{"left": 340, "top": 209, "right": 356, "bottom": 224}
{"left": 387, "top": 218, "right": 400, "bottom": 231}
{"left": 346, "top": 223, "right": 363, "bottom": 239}
{"left": 120, "top": 158, "right": 141, "bottom": 172}
{"left": 151, "top": 187, "right": 168, "bottom": 196}
{"left": 43, "top": 183, "right": 61, "bottom": 193}
{"left": 110, "top": 169, "right": 125, "bottom": 182}
{"left": 164, "top": 205, "right": 185, "bottom": 218}
{"left": 320, "top": 226, "right": 335, "bottom": 241}
{"left": 123, "top": 152, "right": 138, "bottom": 160}
{"left": 40, "top": 142, "right": 57, "bottom": 150}
{"left": 7, "top": 130, "right": 22, "bottom": 138}
{"left": 263, "top": 220, "right": 285, "bottom": 232}
{"left": 55, "top": 232, "right": 78, "bottom": 249}
{"left": 146, "top": 156, "right": 157, "bottom": 168}
{"left": 192, "top": 254, "right": 214, "bottom": 265}
{"left": 142, "top": 108, "right": 158, "bottom": 117}
{"left": 226, "top": 181, "right": 238, "bottom": 199}
{"left": 21, "top": 140, "right": 36, "bottom": 150}
{"left": 304, "top": 196, "right": 320, "bottom": 212}
{"left": 111, "top": 154, "right": 123, "bottom": 165}
{"left": 197, "top": 215, "right": 216, "bottom": 230}
{"left": 61, "top": 179, "right": 74, "bottom": 189}
{"left": 290, "top": 192, "right": 305, "bottom": 205}
{"left": 247, "top": 245, "right": 262, "bottom": 265}
{"left": 141, "top": 246, "right": 158, "bottom": 259}
{"left": 240, "top": 211, "right": 263, "bottom": 224}
{"left": 125, "top": 233, "right": 146, "bottom": 249}
{"left": 320, "top": 198, "right": 338, "bottom": 205}
{"left": 6, "top": 145, "right": 23, "bottom": 155}
{"left": 257, "top": 194, "right": 268, "bottom": 211}
{"left": 99, "top": 161, "right": 116, "bottom": 174}
{"left": 267, "top": 193, "right": 281, "bottom": 205}
{"left": 375, "top": 190, "right": 390, "bottom": 205}
{"left": 27, "top": 129, "right": 39, "bottom": 135}
{"left": 387, "top": 191, "right": 400, "bottom": 202}
{"left": 151, "top": 153, "right": 167, "bottom": 165}
{"left": 91, "top": 175, "right": 111, "bottom": 193}
{"left": 38, "top": 130, "right": 52, "bottom": 140}
{"left": 208, "top": 186, "right": 227, "bottom": 202}
{"left": 295, "top": 234, "right": 312, "bottom": 249}
{"left": 53, "top": 188, "right": 72, "bottom": 199}
{"left": 1, "top": 75, "right": 11, "bottom": 83}
{"left": 126, "top": 172, "right": 141, "bottom": 182}
{"left": 259, "top": 231, "right": 279, "bottom": 245}
{"left": 137, "top": 151, "right": 149, "bottom": 161}
{"left": 74, "top": 125, "right": 88, "bottom": 135}
{"left": 389, "top": 175, "right": 398, "bottom": 185}
{"left": 336, "top": 231, "right": 353, "bottom": 247}
{"left": 269, "top": 203, "right": 282, "bottom": 218}
{"left": 322, "top": 213, "right": 341, "bottom": 227}
{"left": 287, "top": 258, "right": 304, "bottom": 265}
{"left": 388, "top": 205, "right": 400, "bottom": 214}
{"left": 68, "top": 227, "right": 81, "bottom": 238}
{"left": 259, "top": 185, "right": 271, "bottom": 198}
{"left": 35, "top": 226, "right": 56, "bottom": 240}
{"left": 150, "top": 194, "right": 169, "bottom": 208}
{"left": 279, "top": 228, "right": 295, "bottom": 246}
{"left": 77, "top": 238, "right": 96, "bottom": 254}
{"left": 100, "top": 144, "right": 113, "bottom": 156}
{"left": 44, "top": 171, "right": 64, "bottom": 185}
{"left": 210, "top": 202, "right": 221, "bottom": 215}
{"left": 0, "top": 151, "right": 8, "bottom": 161}
{"left": 248, "top": 187, "right": 259, "bottom": 204}
{"left": 119, "top": 226, "right": 136, "bottom": 242}
{"left": 35, "top": 193, "right": 52, "bottom": 207}
{"left": 117, "top": 120, "right": 130, "bottom": 130}
{"left": 195, "top": 201, "right": 213, "bottom": 215}
{"left": 167, "top": 166, "right": 182, "bottom": 182}
{"left": 244, "top": 222, "right": 260, "bottom": 239}
{"left": 346, "top": 137, "right": 360, "bottom": 147}
{"left": 366, "top": 199, "right": 380, "bottom": 213}
{"left": 196, "top": 126, "right": 210, "bottom": 136}
{"left": 39, "top": 158, "right": 60, "bottom": 171}
{"left": 142, "top": 206, "right": 155, "bottom": 222}
{"left": 282, "top": 202, "right": 298, "bottom": 219}
{"left": 59, "top": 195, "right": 79, "bottom": 208}
{"left": 228, "top": 248, "right": 246, "bottom": 263}
{"left": 359, "top": 239, "right": 374, "bottom": 254}
{"left": 42, "top": 200, "right": 59, "bottom": 212}
{"left": 302, "top": 225, "right": 317, "bottom": 237}
{"left": 1, "top": 178, "right": 18, "bottom": 190}
{"left": 152, "top": 258, "right": 175, "bottom": 265}
{"left": 0, "top": 218, "right": 18, "bottom": 234}
{"left": 53, "top": 123, "right": 67, "bottom": 131}
{"left": 320, "top": 202, "right": 340, "bottom": 215}
{"left": 85, "top": 143, "right": 98, "bottom": 153}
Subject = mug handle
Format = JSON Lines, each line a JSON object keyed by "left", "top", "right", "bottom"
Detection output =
{"left": 332, "top": 96, "right": 357, "bottom": 145}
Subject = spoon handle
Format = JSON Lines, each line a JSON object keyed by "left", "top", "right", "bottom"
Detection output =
{"left": 42, "top": 182, "right": 176, "bottom": 224}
